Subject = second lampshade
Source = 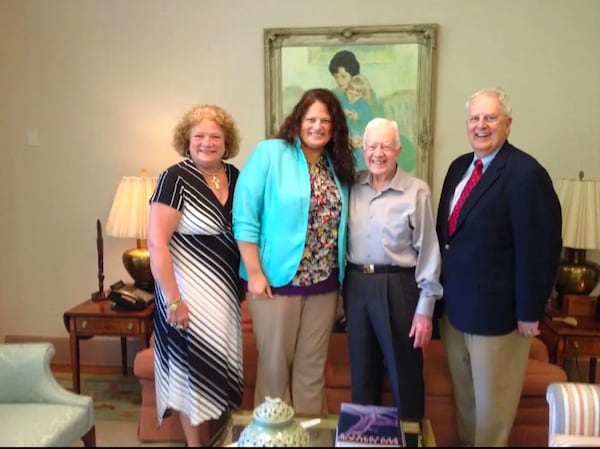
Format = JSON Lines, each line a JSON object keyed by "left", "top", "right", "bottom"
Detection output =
{"left": 555, "top": 172, "right": 600, "bottom": 297}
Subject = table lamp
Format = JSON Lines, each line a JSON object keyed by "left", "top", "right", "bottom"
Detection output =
{"left": 105, "top": 170, "right": 158, "bottom": 292}
{"left": 554, "top": 171, "right": 600, "bottom": 300}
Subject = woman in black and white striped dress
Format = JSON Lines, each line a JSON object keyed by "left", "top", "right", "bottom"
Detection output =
{"left": 148, "top": 104, "right": 243, "bottom": 446}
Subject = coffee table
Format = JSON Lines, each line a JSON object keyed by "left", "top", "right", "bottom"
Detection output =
{"left": 224, "top": 411, "right": 436, "bottom": 447}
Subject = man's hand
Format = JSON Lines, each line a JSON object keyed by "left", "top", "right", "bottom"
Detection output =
{"left": 517, "top": 320, "right": 540, "bottom": 337}
{"left": 409, "top": 314, "right": 433, "bottom": 348}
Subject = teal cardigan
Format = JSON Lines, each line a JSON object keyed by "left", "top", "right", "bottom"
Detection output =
{"left": 233, "top": 137, "right": 349, "bottom": 287}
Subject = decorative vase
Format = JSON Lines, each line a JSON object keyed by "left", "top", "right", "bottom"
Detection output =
{"left": 555, "top": 248, "right": 600, "bottom": 308}
{"left": 237, "top": 397, "right": 310, "bottom": 447}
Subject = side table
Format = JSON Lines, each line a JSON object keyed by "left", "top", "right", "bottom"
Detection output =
{"left": 63, "top": 299, "right": 154, "bottom": 393}
{"left": 539, "top": 308, "right": 600, "bottom": 383}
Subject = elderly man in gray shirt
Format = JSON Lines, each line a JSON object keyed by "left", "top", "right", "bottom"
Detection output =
{"left": 342, "top": 117, "right": 442, "bottom": 432}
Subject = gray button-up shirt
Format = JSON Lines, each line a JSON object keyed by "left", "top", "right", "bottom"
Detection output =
{"left": 347, "top": 168, "right": 443, "bottom": 317}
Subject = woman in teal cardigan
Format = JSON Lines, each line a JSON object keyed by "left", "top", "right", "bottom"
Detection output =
{"left": 233, "top": 88, "right": 355, "bottom": 415}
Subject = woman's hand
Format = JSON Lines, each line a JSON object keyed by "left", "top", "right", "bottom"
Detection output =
{"left": 247, "top": 273, "right": 273, "bottom": 300}
{"left": 168, "top": 300, "right": 190, "bottom": 330}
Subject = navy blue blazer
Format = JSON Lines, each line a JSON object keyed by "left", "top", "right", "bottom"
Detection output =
{"left": 435, "top": 141, "right": 562, "bottom": 335}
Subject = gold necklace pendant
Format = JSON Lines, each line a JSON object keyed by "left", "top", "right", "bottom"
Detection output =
{"left": 210, "top": 174, "right": 220, "bottom": 190}
{"left": 197, "top": 163, "right": 223, "bottom": 190}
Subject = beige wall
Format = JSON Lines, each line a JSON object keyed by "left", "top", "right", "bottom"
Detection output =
{"left": 1, "top": 0, "right": 599, "bottom": 344}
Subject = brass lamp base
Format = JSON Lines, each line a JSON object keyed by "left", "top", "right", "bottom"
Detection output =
{"left": 122, "top": 239, "right": 154, "bottom": 292}
{"left": 555, "top": 248, "right": 599, "bottom": 300}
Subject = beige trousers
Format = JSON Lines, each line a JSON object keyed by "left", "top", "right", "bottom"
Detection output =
{"left": 439, "top": 316, "right": 530, "bottom": 446}
{"left": 248, "top": 291, "right": 338, "bottom": 415}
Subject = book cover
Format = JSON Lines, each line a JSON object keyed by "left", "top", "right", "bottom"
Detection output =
{"left": 335, "top": 402, "right": 403, "bottom": 447}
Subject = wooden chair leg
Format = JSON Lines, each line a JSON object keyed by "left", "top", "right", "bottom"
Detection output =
{"left": 82, "top": 426, "right": 96, "bottom": 447}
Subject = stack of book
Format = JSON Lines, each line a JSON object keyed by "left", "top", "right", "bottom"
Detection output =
{"left": 335, "top": 402, "right": 422, "bottom": 447}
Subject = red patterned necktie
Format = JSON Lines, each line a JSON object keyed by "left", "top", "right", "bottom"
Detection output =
{"left": 448, "top": 159, "right": 483, "bottom": 236}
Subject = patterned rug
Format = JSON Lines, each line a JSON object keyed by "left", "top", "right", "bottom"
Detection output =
{"left": 53, "top": 372, "right": 141, "bottom": 422}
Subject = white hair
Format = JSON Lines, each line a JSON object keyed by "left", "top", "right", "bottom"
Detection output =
{"left": 363, "top": 117, "right": 400, "bottom": 143}
{"left": 466, "top": 87, "right": 512, "bottom": 117}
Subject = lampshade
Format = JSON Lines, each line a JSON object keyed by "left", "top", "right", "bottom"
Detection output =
{"left": 554, "top": 172, "right": 600, "bottom": 297}
{"left": 106, "top": 173, "right": 157, "bottom": 239}
{"left": 106, "top": 170, "right": 158, "bottom": 292}
{"left": 556, "top": 177, "right": 600, "bottom": 250}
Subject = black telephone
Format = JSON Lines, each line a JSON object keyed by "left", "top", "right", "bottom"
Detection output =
{"left": 108, "top": 280, "right": 154, "bottom": 311}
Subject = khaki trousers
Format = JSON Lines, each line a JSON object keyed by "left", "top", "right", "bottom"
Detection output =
{"left": 439, "top": 316, "right": 530, "bottom": 446}
{"left": 248, "top": 291, "right": 338, "bottom": 415}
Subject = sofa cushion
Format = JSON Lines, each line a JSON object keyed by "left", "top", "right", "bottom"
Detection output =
{"left": 423, "top": 341, "right": 453, "bottom": 396}
{"left": 324, "top": 333, "right": 351, "bottom": 388}
{"left": 133, "top": 347, "right": 154, "bottom": 380}
{"left": 242, "top": 300, "right": 253, "bottom": 333}
{"left": 523, "top": 359, "right": 568, "bottom": 396}
{"left": 530, "top": 337, "right": 549, "bottom": 362}
{"left": 423, "top": 339, "right": 566, "bottom": 398}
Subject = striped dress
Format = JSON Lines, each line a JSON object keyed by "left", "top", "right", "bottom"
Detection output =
{"left": 150, "top": 159, "right": 243, "bottom": 427}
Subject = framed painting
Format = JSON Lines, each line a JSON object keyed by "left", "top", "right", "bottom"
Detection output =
{"left": 264, "top": 24, "right": 437, "bottom": 184}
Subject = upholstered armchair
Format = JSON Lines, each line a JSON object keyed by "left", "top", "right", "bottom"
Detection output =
{"left": 0, "top": 343, "right": 96, "bottom": 447}
{"left": 546, "top": 381, "right": 600, "bottom": 447}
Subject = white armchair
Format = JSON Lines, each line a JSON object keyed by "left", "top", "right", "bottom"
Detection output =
{"left": 0, "top": 343, "right": 95, "bottom": 446}
{"left": 546, "top": 381, "right": 600, "bottom": 447}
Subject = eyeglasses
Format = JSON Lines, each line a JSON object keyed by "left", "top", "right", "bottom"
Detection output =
{"left": 304, "top": 117, "right": 332, "bottom": 126}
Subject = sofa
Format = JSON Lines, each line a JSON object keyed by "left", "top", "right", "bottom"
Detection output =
{"left": 0, "top": 343, "right": 96, "bottom": 447}
{"left": 546, "top": 382, "right": 600, "bottom": 447}
{"left": 133, "top": 301, "right": 568, "bottom": 446}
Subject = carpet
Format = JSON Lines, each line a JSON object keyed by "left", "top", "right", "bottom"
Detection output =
{"left": 53, "top": 372, "right": 141, "bottom": 422}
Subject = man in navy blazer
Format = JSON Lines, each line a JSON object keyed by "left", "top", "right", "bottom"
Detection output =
{"left": 435, "top": 87, "right": 562, "bottom": 446}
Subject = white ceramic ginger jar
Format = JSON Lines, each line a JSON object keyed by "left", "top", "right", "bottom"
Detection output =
{"left": 237, "top": 396, "right": 310, "bottom": 447}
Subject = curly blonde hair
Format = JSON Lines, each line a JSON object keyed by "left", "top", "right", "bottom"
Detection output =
{"left": 172, "top": 104, "right": 240, "bottom": 159}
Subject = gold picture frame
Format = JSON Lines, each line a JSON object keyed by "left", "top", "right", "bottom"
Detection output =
{"left": 264, "top": 24, "right": 437, "bottom": 184}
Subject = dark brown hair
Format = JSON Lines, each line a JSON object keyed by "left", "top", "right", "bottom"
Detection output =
{"left": 276, "top": 88, "right": 355, "bottom": 184}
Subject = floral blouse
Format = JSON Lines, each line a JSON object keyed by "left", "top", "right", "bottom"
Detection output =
{"left": 291, "top": 156, "right": 341, "bottom": 287}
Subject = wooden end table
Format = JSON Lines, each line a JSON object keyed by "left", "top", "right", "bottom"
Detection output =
{"left": 539, "top": 307, "right": 600, "bottom": 383}
{"left": 63, "top": 299, "right": 154, "bottom": 393}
